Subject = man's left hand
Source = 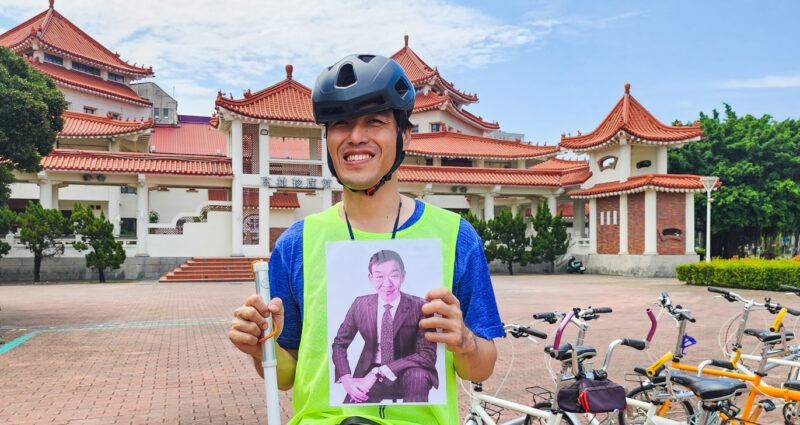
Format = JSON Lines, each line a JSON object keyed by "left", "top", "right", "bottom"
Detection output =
{"left": 419, "top": 287, "right": 477, "bottom": 354}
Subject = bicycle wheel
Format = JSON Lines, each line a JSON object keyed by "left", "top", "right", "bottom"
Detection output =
{"left": 620, "top": 384, "right": 694, "bottom": 425}
{"left": 784, "top": 401, "right": 800, "bottom": 425}
{"left": 524, "top": 401, "right": 578, "bottom": 425}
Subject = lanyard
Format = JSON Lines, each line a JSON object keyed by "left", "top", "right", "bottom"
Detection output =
{"left": 343, "top": 199, "right": 402, "bottom": 241}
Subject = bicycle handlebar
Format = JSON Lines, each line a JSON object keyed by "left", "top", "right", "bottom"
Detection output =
{"left": 552, "top": 310, "right": 575, "bottom": 352}
{"left": 592, "top": 307, "right": 613, "bottom": 314}
{"left": 621, "top": 338, "right": 648, "bottom": 351}
{"left": 781, "top": 285, "right": 800, "bottom": 296}
{"left": 646, "top": 308, "right": 657, "bottom": 342}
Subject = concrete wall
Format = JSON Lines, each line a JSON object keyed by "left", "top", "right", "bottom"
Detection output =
{"left": 0, "top": 256, "right": 190, "bottom": 283}
{"left": 130, "top": 82, "right": 178, "bottom": 125}
{"left": 410, "top": 109, "right": 484, "bottom": 136}
{"left": 61, "top": 86, "right": 151, "bottom": 121}
{"left": 576, "top": 253, "right": 699, "bottom": 278}
{"left": 148, "top": 210, "right": 232, "bottom": 257}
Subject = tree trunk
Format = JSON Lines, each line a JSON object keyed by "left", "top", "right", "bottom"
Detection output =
{"left": 507, "top": 261, "right": 513, "bottom": 275}
{"left": 34, "top": 253, "right": 42, "bottom": 282}
{"left": 98, "top": 268, "right": 105, "bottom": 283}
{"left": 550, "top": 261, "right": 555, "bottom": 273}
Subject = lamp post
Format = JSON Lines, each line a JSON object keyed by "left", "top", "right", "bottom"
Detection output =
{"left": 700, "top": 176, "right": 719, "bottom": 263}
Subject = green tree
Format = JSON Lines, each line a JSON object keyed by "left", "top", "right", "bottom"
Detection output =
{"left": 669, "top": 105, "right": 800, "bottom": 257}
{"left": 485, "top": 209, "right": 534, "bottom": 275}
{"left": 16, "top": 201, "right": 70, "bottom": 282}
{"left": 0, "top": 47, "right": 67, "bottom": 205}
{"left": 0, "top": 206, "right": 15, "bottom": 258}
{"left": 461, "top": 210, "right": 491, "bottom": 246}
{"left": 71, "top": 203, "right": 126, "bottom": 283}
{"left": 531, "top": 202, "right": 570, "bottom": 272}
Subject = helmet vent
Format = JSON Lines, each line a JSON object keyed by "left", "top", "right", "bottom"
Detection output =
{"left": 394, "top": 78, "right": 410, "bottom": 96}
{"left": 356, "top": 96, "right": 386, "bottom": 111}
{"left": 358, "top": 55, "right": 375, "bottom": 63}
{"left": 336, "top": 63, "right": 357, "bottom": 88}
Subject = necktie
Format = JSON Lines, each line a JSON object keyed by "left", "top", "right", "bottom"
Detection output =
{"left": 381, "top": 304, "right": 394, "bottom": 364}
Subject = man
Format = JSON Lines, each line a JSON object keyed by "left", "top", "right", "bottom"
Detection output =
{"left": 332, "top": 250, "right": 437, "bottom": 404}
{"left": 229, "top": 54, "right": 503, "bottom": 425}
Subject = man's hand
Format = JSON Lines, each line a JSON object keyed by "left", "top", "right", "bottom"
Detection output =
{"left": 340, "top": 373, "right": 377, "bottom": 403}
{"left": 228, "top": 294, "right": 285, "bottom": 359}
{"left": 419, "top": 287, "right": 476, "bottom": 354}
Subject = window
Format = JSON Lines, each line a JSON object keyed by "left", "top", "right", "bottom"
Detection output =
{"left": 43, "top": 53, "right": 63, "bottom": 65}
{"left": 411, "top": 125, "right": 419, "bottom": 133}
{"left": 110, "top": 113, "right": 121, "bottom": 120}
{"left": 154, "top": 108, "right": 159, "bottom": 118}
{"left": 120, "top": 186, "right": 136, "bottom": 194}
{"left": 108, "top": 72, "right": 124, "bottom": 83}
{"left": 636, "top": 160, "right": 652, "bottom": 169}
{"left": 662, "top": 228, "right": 682, "bottom": 237}
{"left": 83, "top": 106, "right": 96, "bottom": 114}
{"left": 430, "top": 123, "right": 441, "bottom": 132}
{"left": 612, "top": 210, "right": 618, "bottom": 225}
{"left": 598, "top": 155, "right": 618, "bottom": 171}
{"left": 72, "top": 62, "right": 101, "bottom": 76}
{"left": 162, "top": 108, "right": 169, "bottom": 118}
{"left": 120, "top": 218, "right": 136, "bottom": 236}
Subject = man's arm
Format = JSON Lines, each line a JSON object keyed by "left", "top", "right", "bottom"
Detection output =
{"left": 331, "top": 300, "right": 361, "bottom": 381}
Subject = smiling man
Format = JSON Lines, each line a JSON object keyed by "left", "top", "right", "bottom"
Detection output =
{"left": 229, "top": 54, "right": 503, "bottom": 425}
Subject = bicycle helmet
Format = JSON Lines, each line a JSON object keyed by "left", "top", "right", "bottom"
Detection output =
{"left": 312, "top": 54, "right": 415, "bottom": 196}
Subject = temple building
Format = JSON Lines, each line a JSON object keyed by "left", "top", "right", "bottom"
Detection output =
{"left": 0, "top": 4, "right": 714, "bottom": 281}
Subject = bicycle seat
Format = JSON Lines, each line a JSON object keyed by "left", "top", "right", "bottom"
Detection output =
{"left": 544, "top": 343, "right": 596, "bottom": 361}
{"left": 744, "top": 329, "right": 794, "bottom": 344}
{"left": 669, "top": 370, "right": 747, "bottom": 402}
{"left": 783, "top": 380, "right": 800, "bottom": 391}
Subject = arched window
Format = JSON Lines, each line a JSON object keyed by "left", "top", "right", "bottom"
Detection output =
{"left": 598, "top": 156, "right": 617, "bottom": 171}
{"left": 636, "top": 160, "right": 652, "bottom": 169}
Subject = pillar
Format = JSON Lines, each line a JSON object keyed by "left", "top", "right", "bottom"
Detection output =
{"left": 644, "top": 190, "right": 658, "bottom": 255}
{"left": 475, "top": 158, "right": 485, "bottom": 168}
{"left": 51, "top": 183, "right": 60, "bottom": 211}
{"left": 685, "top": 192, "right": 695, "bottom": 255}
{"left": 656, "top": 146, "right": 668, "bottom": 174}
{"left": 469, "top": 195, "right": 481, "bottom": 218}
{"left": 39, "top": 183, "right": 53, "bottom": 209}
{"left": 517, "top": 159, "right": 526, "bottom": 169}
{"left": 483, "top": 193, "right": 495, "bottom": 220}
{"left": 231, "top": 120, "right": 244, "bottom": 257}
{"left": 547, "top": 195, "right": 557, "bottom": 216}
{"left": 589, "top": 198, "right": 597, "bottom": 254}
{"left": 259, "top": 187, "right": 271, "bottom": 255}
{"left": 619, "top": 194, "right": 628, "bottom": 254}
{"left": 136, "top": 175, "right": 149, "bottom": 256}
{"left": 432, "top": 157, "right": 442, "bottom": 167}
{"left": 574, "top": 201, "right": 586, "bottom": 239}
{"left": 510, "top": 202, "right": 519, "bottom": 217}
{"left": 108, "top": 186, "right": 121, "bottom": 236}
{"left": 619, "top": 141, "right": 631, "bottom": 181}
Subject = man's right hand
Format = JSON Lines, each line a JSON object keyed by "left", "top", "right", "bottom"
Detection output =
{"left": 340, "top": 373, "right": 377, "bottom": 403}
{"left": 229, "top": 294, "right": 284, "bottom": 359}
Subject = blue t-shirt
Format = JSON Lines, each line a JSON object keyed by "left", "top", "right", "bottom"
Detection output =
{"left": 270, "top": 199, "right": 504, "bottom": 350}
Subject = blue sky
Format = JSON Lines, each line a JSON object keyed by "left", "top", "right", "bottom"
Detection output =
{"left": 1, "top": 0, "right": 798, "bottom": 145}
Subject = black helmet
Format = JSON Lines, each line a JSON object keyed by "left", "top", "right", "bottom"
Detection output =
{"left": 312, "top": 54, "right": 415, "bottom": 196}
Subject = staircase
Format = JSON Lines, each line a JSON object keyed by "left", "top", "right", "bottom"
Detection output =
{"left": 159, "top": 257, "right": 268, "bottom": 282}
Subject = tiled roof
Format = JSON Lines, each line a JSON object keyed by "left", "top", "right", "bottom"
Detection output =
{"left": 413, "top": 91, "right": 499, "bottom": 130}
{"left": 398, "top": 165, "right": 589, "bottom": 187}
{"left": 28, "top": 58, "right": 151, "bottom": 106}
{"left": 215, "top": 65, "right": 314, "bottom": 123}
{"left": 41, "top": 149, "right": 232, "bottom": 176}
{"left": 0, "top": 7, "right": 152, "bottom": 76}
{"left": 529, "top": 158, "right": 589, "bottom": 172}
{"left": 390, "top": 36, "right": 478, "bottom": 103}
{"left": 408, "top": 131, "right": 558, "bottom": 159}
{"left": 569, "top": 174, "right": 721, "bottom": 199}
{"left": 270, "top": 192, "right": 300, "bottom": 209}
{"left": 150, "top": 122, "right": 227, "bottom": 156}
{"left": 560, "top": 84, "right": 703, "bottom": 151}
{"left": 60, "top": 111, "right": 153, "bottom": 138}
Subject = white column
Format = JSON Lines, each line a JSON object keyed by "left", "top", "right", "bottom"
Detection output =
{"left": 619, "top": 141, "right": 631, "bottom": 181}
{"left": 619, "top": 194, "right": 628, "bottom": 254}
{"left": 109, "top": 137, "right": 120, "bottom": 152}
{"left": 469, "top": 196, "right": 481, "bottom": 218}
{"left": 685, "top": 192, "right": 695, "bottom": 255}
{"left": 574, "top": 201, "right": 586, "bottom": 238}
{"left": 589, "top": 198, "right": 597, "bottom": 254}
{"left": 483, "top": 193, "right": 495, "bottom": 220}
{"left": 259, "top": 124, "right": 270, "bottom": 176}
{"left": 644, "top": 190, "right": 658, "bottom": 254}
{"left": 38, "top": 176, "right": 53, "bottom": 209}
{"left": 51, "top": 183, "right": 60, "bottom": 211}
{"left": 475, "top": 158, "right": 485, "bottom": 168}
{"left": 259, "top": 187, "right": 271, "bottom": 256}
{"left": 547, "top": 195, "right": 557, "bottom": 216}
{"left": 656, "top": 146, "right": 668, "bottom": 174}
{"left": 136, "top": 175, "right": 149, "bottom": 256}
{"left": 510, "top": 202, "right": 519, "bottom": 217}
{"left": 321, "top": 132, "right": 333, "bottom": 207}
{"left": 517, "top": 159, "right": 526, "bottom": 169}
{"left": 231, "top": 120, "right": 244, "bottom": 257}
{"left": 108, "top": 186, "right": 121, "bottom": 236}
{"left": 432, "top": 157, "right": 442, "bottom": 166}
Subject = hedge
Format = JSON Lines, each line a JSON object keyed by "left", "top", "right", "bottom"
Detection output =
{"left": 676, "top": 259, "right": 800, "bottom": 291}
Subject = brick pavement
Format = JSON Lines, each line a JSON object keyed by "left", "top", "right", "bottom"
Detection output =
{"left": 1, "top": 276, "right": 798, "bottom": 424}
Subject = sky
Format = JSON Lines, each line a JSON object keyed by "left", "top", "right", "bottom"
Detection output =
{"left": 1, "top": 0, "right": 799, "bottom": 145}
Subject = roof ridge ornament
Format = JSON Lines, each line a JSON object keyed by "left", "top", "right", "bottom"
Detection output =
{"left": 625, "top": 83, "right": 631, "bottom": 94}
{"left": 49, "top": 0, "right": 54, "bottom": 9}
{"left": 286, "top": 64, "right": 293, "bottom": 80}
{"left": 404, "top": 34, "right": 409, "bottom": 47}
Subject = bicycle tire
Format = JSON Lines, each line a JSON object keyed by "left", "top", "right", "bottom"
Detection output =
{"left": 524, "top": 401, "right": 578, "bottom": 425}
{"left": 620, "top": 384, "right": 694, "bottom": 425}
{"left": 785, "top": 401, "right": 800, "bottom": 425}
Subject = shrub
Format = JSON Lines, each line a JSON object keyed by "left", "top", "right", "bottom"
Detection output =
{"left": 676, "top": 258, "right": 800, "bottom": 291}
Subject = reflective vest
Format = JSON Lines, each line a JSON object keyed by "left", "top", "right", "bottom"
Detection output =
{"left": 289, "top": 202, "right": 460, "bottom": 425}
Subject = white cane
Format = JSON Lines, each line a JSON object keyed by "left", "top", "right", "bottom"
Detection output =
{"left": 252, "top": 261, "right": 282, "bottom": 425}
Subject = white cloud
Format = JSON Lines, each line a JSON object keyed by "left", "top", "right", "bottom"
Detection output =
{"left": 719, "top": 75, "right": 800, "bottom": 89}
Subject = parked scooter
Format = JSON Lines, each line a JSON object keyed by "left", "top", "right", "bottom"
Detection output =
{"left": 566, "top": 256, "right": 586, "bottom": 274}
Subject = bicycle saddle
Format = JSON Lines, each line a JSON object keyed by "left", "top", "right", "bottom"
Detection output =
{"left": 669, "top": 370, "right": 748, "bottom": 402}
{"left": 783, "top": 380, "right": 800, "bottom": 391}
{"left": 544, "top": 343, "right": 596, "bottom": 361}
{"left": 744, "top": 328, "right": 794, "bottom": 344}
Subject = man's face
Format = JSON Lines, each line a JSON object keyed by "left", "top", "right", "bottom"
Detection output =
{"left": 368, "top": 259, "right": 404, "bottom": 303}
{"left": 326, "top": 110, "right": 408, "bottom": 190}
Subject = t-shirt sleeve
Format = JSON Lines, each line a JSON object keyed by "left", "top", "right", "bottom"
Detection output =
{"left": 453, "top": 218, "right": 504, "bottom": 340}
{"left": 271, "top": 220, "right": 304, "bottom": 350}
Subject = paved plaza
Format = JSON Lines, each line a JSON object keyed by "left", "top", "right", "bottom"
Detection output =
{"left": 1, "top": 275, "right": 799, "bottom": 424}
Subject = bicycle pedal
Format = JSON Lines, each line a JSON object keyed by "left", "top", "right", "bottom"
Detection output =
{"left": 759, "top": 399, "right": 776, "bottom": 412}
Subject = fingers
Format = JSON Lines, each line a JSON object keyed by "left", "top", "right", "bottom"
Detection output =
{"left": 421, "top": 298, "right": 462, "bottom": 320}
{"left": 425, "top": 287, "right": 460, "bottom": 306}
{"left": 228, "top": 295, "right": 285, "bottom": 358}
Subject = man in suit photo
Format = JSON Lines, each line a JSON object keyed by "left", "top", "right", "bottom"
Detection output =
{"left": 331, "top": 249, "right": 438, "bottom": 404}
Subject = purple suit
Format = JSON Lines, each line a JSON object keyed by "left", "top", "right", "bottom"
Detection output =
{"left": 332, "top": 292, "right": 438, "bottom": 402}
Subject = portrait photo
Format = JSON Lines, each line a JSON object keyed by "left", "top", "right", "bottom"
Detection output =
{"left": 326, "top": 239, "right": 447, "bottom": 406}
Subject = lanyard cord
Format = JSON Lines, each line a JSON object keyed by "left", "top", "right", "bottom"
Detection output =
{"left": 343, "top": 199, "right": 402, "bottom": 241}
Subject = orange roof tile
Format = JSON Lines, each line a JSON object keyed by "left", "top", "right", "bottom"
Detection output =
{"left": 560, "top": 84, "right": 703, "bottom": 151}
{"left": 60, "top": 110, "right": 153, "bottom": 138}
{"left": 408, "top": 131, "right": 558, "bottom": 159}
{"left": 215, "top": 65, "right": 314, "bottom": 123}
{"left": 41, "top": 149, "right": 232, "bottom": 176}
{"left": 413, "top": 91, "right": 499, "bottom": 130}
{"left": 398, "top": 165, "right": 589, "bottom": 187}
{"left": 0, "top": 7, "right": 152, "bottom": 76}
{"left": 150, "top": 122, "right": 227, "bottom": 156}
{"left": 569, "top": 174, "right": 721, "bottom": 198}
{"left": 29, "top": 58, "right": 151, "bottom": 106}
{"left": 529, "top": 158, "right": 589, "bottom": 172}
{"left": 270, "top": 192, "right": 300, "bottom": 209}
{"left": 391, "top": 36, "right": 478, "bottom": 103}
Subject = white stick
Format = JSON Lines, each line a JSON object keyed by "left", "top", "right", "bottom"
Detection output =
{"left": 254, "top": 261, "right": 282, "bottom": 425}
